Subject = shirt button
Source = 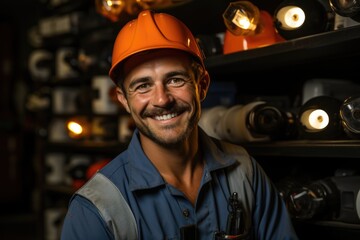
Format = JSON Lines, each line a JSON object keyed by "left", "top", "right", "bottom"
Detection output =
{"left": 182, "top": 209, "right": 190, "bottom": 218}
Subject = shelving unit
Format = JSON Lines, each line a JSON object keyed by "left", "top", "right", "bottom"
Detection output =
{"left": 205, "top": 25, "right": 360, "bottom": 76}
{"left": 26, "top": 1, "right": 360, "bottom": 238}
{"left": 203, "top": 25, "right": 360, "bottom": 240}
{"left": 25, "top": 2, "right": 125, "bottom": 240}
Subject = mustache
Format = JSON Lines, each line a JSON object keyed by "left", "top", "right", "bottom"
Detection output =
{"left": 142, "top": 103, "right": 189, "bottom": 118}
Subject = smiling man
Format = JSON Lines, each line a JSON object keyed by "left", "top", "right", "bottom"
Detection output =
{"left": 60, "top": 10, "right": 299, "bottom": 240}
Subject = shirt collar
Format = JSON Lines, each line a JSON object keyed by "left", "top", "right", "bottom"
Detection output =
{"left": 126, "top": 128, "right": 238, "bottom": 192}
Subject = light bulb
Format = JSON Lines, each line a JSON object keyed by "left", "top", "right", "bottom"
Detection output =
{"left": 274, "top": 0, "right": 329, "bottom": 40}
{"left": 307, "top": 109, "right": 329, "bottom": 130}
{"left": 66, "top": 118, "right": 90, "bottom": 139}
{"left": 276, "top": 6, "right": 306, "bottom": 29}
{"left": 95, "top": 0, "right": 126, "bottom": 22}
{"left": 67, "top": 121, "right": 83, "bottom": 135}
{"left": 298, "top": 96, "right": 344, "bottom": 139}
{"left": 223, "top": 1, "right": 260, "bottom": 36}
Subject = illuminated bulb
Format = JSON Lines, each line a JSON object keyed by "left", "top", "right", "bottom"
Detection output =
{"left": 232, "top": 9, "right": 257, "bottom": 30}
{"left": 109, "top": 0, "right": 125, "bottom": 9}
{"left": 308, "top": 109, "right": 329, "bottom": 129}
{"left": 95, "top": 0, "right": 126, "bottom": 22}
{"left": 276, "top": 6, "right": 306, "bottom": 29}
{"left": 67, "top": 121, "right": 83, "bottom": 135}
{"left": 274, "top": 0, "right": 328, "bottom": 40}
{"left": 104, "top": 0, "right": 114, "bottom": 9}
{"left": 223, "top": 1, "right": 260, "bottom": 36}
{"left": 299, "top": 96, "right": 343, "bottom": 139}
{"left": 301, "top": 109, "right": 329, "bottom": 130}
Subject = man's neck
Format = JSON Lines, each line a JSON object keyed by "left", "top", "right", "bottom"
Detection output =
{"left": 140, "top": 129, "right": 203, "bottom": 205}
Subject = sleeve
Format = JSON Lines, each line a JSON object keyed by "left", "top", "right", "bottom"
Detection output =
{"left": 250, "top": 157, "right": 299, "bottom": 240}
{"left": 60, "top": 195, "right": 114, "bottom": 240}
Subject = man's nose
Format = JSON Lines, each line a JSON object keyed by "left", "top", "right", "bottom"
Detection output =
{"left": 151, "top": 84, "right": 173, "bottom": 106}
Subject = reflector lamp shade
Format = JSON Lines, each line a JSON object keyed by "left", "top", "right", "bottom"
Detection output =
{"left": 274, "top": 0, "right": 329, "bottom": 39}
{"left": 298, "top": 96, "right": 344, "bottom": 139}
{"left": 329, "top": 0, "right": 360, "bottom": 22}
{"left": 340, "top": 96, "right": 360, "bottom": 138}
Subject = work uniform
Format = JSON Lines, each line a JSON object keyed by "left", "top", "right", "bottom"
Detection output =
{"left": 61, "top": 128, "right": 299, "bottom": 240}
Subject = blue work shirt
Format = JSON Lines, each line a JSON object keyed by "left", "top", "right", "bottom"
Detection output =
{"left": 61, "top": 128, "right": 299, "bottom": 240}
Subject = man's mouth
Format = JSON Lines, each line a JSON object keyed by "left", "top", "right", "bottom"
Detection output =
{"left": 154, "top": 112, "right": 178, "bottom": 121}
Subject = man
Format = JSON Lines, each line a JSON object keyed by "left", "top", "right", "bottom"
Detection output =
{"left": 61, "top": 10, "right": 299, "bottom": 240}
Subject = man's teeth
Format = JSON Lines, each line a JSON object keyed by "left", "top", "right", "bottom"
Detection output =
{"left": 155, "top": 113, "right": 178, "bottom": 120}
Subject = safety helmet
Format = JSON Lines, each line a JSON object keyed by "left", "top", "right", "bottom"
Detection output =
{"left": 109, "top": 10, "right": 205, "bottom": 83}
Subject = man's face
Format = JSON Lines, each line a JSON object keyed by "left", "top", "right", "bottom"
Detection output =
{"left": 116, "top": 50, "right": 209, "bottom": 147}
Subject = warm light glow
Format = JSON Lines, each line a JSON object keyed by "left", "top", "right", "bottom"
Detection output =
{"left": 67, "top": 121, "right": 83, "bottom": 135}
{"left": 276, "top": 6, "right": 306, "bottom": 29}
{"left": 301, "top": 109, "right": 329, "bottom": 130}
{"left": 66, "top": 117, "right": 91, "bottom": 139}
{"left": 103, "top": 0, "right": 125, "bottom": 10}
{"left": 95, "top": 0, "right": 126, "bottom": 22}
{"left": 223, "top": 1, "right": 260, "bottom": 36}
{"left": 308, "top": 109, "right": 329, "bottom": 129}
{"left": 232, "top": 9, "right": 257, "bottom": 30}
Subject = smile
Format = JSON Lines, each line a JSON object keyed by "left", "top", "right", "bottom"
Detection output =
{"left": 154, "top": 113, "right": 178, "bottom": 120}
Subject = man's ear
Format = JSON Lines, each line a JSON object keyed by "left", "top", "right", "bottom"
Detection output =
{"left": 116, "top": 87, "right": 131, "bottom": 113}
{"left": 199, "top": 71, "right": 210, "bottom": 101}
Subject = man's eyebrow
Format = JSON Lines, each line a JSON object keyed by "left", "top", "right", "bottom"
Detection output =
{"left": 165, "top": 70, "right": 191, "bottom": 79}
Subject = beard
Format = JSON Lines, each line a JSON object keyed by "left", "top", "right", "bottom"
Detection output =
{"left": 136, "top": 102, "right": 200, "bottom": 148}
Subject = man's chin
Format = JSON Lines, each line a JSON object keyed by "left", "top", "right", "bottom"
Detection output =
{"left": 148, "top": 129, "right": 191, "bottom": 147}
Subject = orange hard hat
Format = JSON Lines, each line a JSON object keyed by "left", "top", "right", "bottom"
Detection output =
{"left": 109, "top": 10, "right": 205, "bottom": 83}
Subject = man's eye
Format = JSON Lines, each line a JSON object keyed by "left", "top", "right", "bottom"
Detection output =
{"left": 168, "top": 78, "right": 187, "bottom": 87}
{"left": 134, "top": 83, "right": 151, "bottom": 93}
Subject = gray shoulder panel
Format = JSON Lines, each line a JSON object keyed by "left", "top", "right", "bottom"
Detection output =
{"left": 76, "top": 172, "right": 138, "bottom": 240}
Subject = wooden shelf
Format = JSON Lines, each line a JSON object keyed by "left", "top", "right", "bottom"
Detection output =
{"left": 205, "top": 26, "right": 360, "bottom": 79}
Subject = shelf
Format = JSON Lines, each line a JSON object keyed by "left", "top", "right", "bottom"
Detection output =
{"left": 204, "top": 26, "right": 360, "bottom": 78}
{"left": 243, "top": 140, "right": 360, "bottom": 158}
